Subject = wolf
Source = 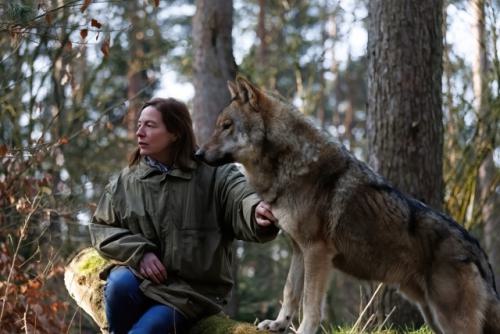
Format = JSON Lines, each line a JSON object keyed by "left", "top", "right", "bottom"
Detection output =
{"left": 195, "top": 76, "right": 500, "bottom": 334}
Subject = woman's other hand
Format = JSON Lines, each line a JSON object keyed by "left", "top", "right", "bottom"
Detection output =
{"left": 139, "top": 252, "right": 167, "bottom": 284}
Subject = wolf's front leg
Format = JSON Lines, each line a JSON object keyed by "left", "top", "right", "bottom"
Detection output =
{"left": 257, "top": 239, "right": 304, "bottom": 332}
{"left": 296, "top": 242, "right": 332, "bottom": 334}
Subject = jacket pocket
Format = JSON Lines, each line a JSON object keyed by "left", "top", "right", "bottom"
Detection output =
{"left": 173, "top": 228, "right": 226, "bottom": 282}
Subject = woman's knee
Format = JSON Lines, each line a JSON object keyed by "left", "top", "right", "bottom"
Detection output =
{"left": 105, "top": 267, "right": 140, "bottom": 302}
{"left": 130, "top": 304, "right": 187, "bottom": 334}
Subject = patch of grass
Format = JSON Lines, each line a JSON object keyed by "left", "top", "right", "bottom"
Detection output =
{"left": 323, "top": 324, "right": 433, "bottom": 334}
{"left": 189, "top": 314, "right": 271, "bottom": 334}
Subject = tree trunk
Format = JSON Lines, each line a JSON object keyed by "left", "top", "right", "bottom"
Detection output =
{"left": 126, "top": 0, "right": 149, "bottom": 139}
{"left": 192, "top": 0, "right": 239, "bottom": 317}
{"left": 316, "top": 0, "right": 337, "bottom": 128}
{"left": 367, "top": 0, "right": 444, "bottom": 328}
{"left": 443, "top": 7, "right": 459, "bottom": 169}
{"left": 471, "top": 0, "right": 500, "bottom": 288}
{"left": 64, "top": 248, "right": 270, "bottom": 334}
{"left": 192, "top": 0, "right": 237, "bottom": 145}
{"left": 257, "top": 0, "right": 268, "bottom": 71}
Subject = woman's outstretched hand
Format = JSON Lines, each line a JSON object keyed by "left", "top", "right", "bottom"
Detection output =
{"left": 255, "top": 201, "right": 278, "bottom": 227}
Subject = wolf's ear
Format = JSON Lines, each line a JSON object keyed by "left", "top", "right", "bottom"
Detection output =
{"left": 227, "top": 80, "right": 238, "bottom": 100}
{"left": 235, "top": 76, "right": 260, "bottom": 110}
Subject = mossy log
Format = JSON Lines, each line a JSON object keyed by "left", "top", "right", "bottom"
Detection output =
{"left": 64, "top": 247, "right": 270, "bottom": 334}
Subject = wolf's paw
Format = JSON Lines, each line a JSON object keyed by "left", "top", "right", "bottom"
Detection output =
{"left": 256, "top": 319, "right": 290, "bottom": 332}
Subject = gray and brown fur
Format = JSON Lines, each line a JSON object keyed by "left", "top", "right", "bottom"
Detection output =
{"left": 196, "top": 76, "right": 500, "bottom": 334}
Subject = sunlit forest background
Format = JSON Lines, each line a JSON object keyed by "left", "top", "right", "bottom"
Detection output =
{"left": 0, "top": 0, "right": 499, "bottom": 333}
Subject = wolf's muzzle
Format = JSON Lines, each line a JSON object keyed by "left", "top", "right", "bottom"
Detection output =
{"left": 194, "top": 149, "right": 206, "bottom": 161}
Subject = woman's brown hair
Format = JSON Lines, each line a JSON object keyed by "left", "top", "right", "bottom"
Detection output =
{"left": 128, "top": 97, "right": 197, "bottom": 171}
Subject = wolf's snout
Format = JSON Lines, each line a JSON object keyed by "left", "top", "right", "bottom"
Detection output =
{"left": 194, "top": 148, "right": 205, "bottom": 161}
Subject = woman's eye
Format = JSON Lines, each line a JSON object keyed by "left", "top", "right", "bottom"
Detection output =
{"left": 137, "top": 123, "right": 154, "bottom": 129}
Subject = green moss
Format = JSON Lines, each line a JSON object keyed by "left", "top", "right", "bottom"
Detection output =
{"left": 189, "top": 315, "right": 234, "bottom": 334}
{"left": 76, "top": 248, "right": 109, "bottom": 276}
{"left": 188, "top": 314, "right": 270, "bottom": 334}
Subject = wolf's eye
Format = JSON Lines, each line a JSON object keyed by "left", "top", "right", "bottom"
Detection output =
{"left": 222, "top": 120, "right": 232, "bottom": 130}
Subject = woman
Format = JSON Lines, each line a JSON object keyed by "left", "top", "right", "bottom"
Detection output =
{"left": 89, "top": 97, "right": 279, "bottom": 334}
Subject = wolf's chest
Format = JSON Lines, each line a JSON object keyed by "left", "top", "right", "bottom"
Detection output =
{"left": 271, "top": 206, "right": 313, "bottom": 242}
{"left": 271, "top": 200, "right": 331, "bottom": 246}
{"left": 272, "top": 207, "right": 294, "bottom": 231}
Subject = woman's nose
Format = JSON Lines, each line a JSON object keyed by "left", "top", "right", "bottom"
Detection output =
{"left": 136, "top": 126, "right": 144, "bottom": 137}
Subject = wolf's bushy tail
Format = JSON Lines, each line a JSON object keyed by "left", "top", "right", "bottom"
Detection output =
{"left": 484, "top": 297, "right": 500, "bottom": 334}
{"left": 474, "top": 239, "right": 500, "bottom": 333}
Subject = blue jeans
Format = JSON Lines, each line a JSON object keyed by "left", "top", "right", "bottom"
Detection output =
{"left": 105, "top": 267, "right": 187, "bottom": 334}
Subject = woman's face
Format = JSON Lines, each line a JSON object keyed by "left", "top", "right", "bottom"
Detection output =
{"left": 136, "top": 106, "right": 177, "bottom": 165}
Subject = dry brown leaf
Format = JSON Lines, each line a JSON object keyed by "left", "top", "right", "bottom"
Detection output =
{"left": 45, "top": 12, "right": 52, "bottom": 25}
{"left": 58, "top": 137, "right": 69, "bottom": 145}
{"left": 80, "top": 29, "right": 88, "bottom": 40}
{"left": 0, "top": 144, "right": 7, "bottom": 157}
{"left": 81, "top": 0, "right": 92, "bottom": 13}
{"left": 91, "top": 18, "right": 102, "bottom": 29}
{"left": 101, "top": 37, "right": 110, "bottom": 57}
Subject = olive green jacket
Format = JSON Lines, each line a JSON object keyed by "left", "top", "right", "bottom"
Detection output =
{"left": 88, "top": 158, "right": 278, "bottom": 319}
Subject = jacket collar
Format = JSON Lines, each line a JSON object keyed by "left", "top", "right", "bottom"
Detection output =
{"left": 136, "top": 158, "right": 197, "bottom": 180}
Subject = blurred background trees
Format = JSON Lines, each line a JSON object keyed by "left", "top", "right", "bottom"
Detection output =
{"left": 0, "top": 0, "right": 498, "bottom": 332}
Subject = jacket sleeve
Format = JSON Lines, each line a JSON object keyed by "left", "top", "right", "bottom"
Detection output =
{"left": 216, "top": 164, "right": 279, "bottom": 242}
{"left": 88, "top": 179, "right": 157, "bottom": 269}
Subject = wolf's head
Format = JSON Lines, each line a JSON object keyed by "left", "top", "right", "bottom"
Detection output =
{"left": 196, "top": 76, "right": 274, "bottom": 167}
